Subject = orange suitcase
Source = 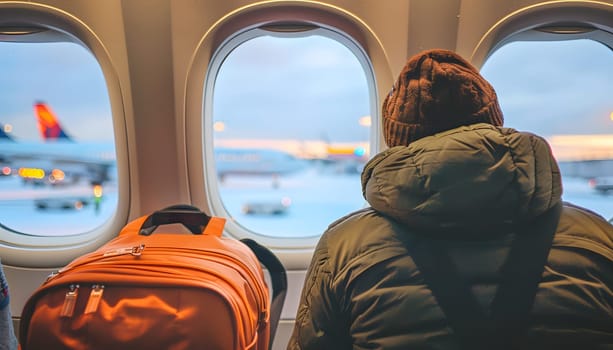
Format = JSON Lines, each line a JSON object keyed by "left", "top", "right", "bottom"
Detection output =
{"left": 20, "top": 205, "right": 287, "bottom": 350}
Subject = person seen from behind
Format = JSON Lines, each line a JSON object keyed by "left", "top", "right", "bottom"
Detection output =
{"left": 288, "top": 49, "right": 613, "bottom": 349}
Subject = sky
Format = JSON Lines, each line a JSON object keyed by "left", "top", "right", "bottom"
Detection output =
{"left": 0, "top": 41, "right": 112, "bottom": 141}
{"left": 481, "top": 39, "right": 613, "bottom": 138}
{"left": 212, "top": 34, "right": 371, "bottom": 143}
{"left": 0, "top": 35, "right": 611, "bottom": 145}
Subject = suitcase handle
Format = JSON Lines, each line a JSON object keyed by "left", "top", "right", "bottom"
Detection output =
{"left": 139, "top": 204, "right": 211, "bottom": 236}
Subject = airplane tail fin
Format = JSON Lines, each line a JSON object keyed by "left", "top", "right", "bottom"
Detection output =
{"left": 0, "top": 123, "right": 15, "bottom": 141}
{"left": 34, "top": 102, "right": 72, "bottom": 141}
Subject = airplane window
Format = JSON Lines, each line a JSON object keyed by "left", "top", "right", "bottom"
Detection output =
{"left": 0, "top": 41, "right": 117, "bottom": 236}
{"left": 481, "top": 39, "right": 613, "bottom": 220}
{"left": 209, "top": 30, "right": 373, "bottom": 238}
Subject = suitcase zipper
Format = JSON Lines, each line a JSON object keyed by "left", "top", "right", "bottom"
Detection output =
{"left": 46, "top": 245, "right": 268, "bottom": 329}
{"left": 53, "top": 245, "right": 267, "bottom": 313}
{"left": 60, "top": 284, "right": 79, "bottom": 318}
{"left": 84, "top": 284, "right": 105, "bottom": 314}
{"left": 103, "top": 244, "right": 145, "bottom": 257}
{"left": 47, "top": 244, "right": 146, "bottom": 280}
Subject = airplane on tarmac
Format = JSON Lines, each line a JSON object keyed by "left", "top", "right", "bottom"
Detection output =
{"left": 2, "top": 102, "right": 311, "bottom": 187}
{"left": 0, "top": 102, "right": 115, "bottom": 186}
{"left": 214, "top": 147, "right": 307, "bottom": 181}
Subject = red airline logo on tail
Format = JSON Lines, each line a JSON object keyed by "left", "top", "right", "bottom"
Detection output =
{"left": 34, "top": 102, "right": 72, "bottom": 141}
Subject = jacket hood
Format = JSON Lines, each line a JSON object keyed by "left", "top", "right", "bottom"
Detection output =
{"left": 362, "top": 123, "right": 562, "bottom": 233}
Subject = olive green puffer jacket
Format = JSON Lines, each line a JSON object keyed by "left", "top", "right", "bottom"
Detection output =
{"left": 288, "top": 123, "right": 613, "bottom": 350}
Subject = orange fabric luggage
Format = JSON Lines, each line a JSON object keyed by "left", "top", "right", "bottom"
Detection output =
{"left": 19, "top": 205, "right": 287, "bottom": 350}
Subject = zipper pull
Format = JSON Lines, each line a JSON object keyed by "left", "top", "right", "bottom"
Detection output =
{"left": 103, "top": 244, "right": 145, "bottom": 257}
{"left": 60, "top": 284, "right": 79, "bottom": 318}
{"left": 45, "top": 271, "right": 59, "bottom": 283}
{"left": 84, "top": 284, "right": 105, "bottom": 314}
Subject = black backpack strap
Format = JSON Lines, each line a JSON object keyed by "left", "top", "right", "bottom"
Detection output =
{"left": 406, "top": 203, "right": 561, "bottom": 349}
{"left": 240, "top": 238, "right": 288, "bottom": 350}
{"left": 406, "top": 235, "right": 493, "bottom": 348}
{"left": 490, "top": 202, "right": 562, "bottom": 344}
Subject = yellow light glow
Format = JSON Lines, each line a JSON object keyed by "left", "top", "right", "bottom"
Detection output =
{"left": 610, "top": 112, "right": 613, "bottom": 121}
{"left": 50, "top": 169, "right": 65, "bottom": 181}
{"left": 93, "top": 184, "right": 103, "bottom": 198}
{"left": 18, "top": 167, "right": 45, "bottom": 179}
{"left": 359, "top": 116, "right": 371, "bottom": 127}
{"left": 3, "top": 124, "right": 12, "bottom": 133}
{"left": 214, "top": 121, "right": 225, "bottom": 132}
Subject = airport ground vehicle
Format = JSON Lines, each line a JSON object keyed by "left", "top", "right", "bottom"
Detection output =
{"left": 590, "top": 176, "right": 613, "bottom": 194}
{"left": 0, "top": 1, "right": 612, "bottom": 349}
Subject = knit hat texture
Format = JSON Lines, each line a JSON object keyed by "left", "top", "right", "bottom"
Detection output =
{"left": 382, "top": 49, "right": 504, "bottom": 147}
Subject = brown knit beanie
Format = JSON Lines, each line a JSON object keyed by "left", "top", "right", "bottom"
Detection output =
{"left": 382, "top": 49, "right": 504, "bottom": 147}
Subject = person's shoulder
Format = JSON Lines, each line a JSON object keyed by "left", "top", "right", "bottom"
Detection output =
{"left": 563, "top": 201, "right": 610, "bottom": 222}
{"left": 327, "top": 207, "right": 378, "bottom": 230}
{"left": 555, "top": 202, "right": 613, "bottom": 260}
{"left": 325, "top": 207, "right": 401, "bottom": 239}
{"left": 318, "top": 208, "right": 408, "bottom": 266}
